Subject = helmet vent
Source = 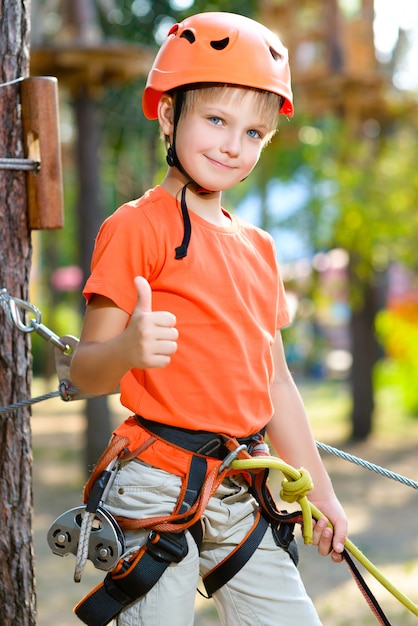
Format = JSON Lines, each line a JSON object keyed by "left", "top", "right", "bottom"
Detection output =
{"left": 210, "top": 37, "right": 229, "bottom": 51}
{"left": 269, "top": 47, "right": 283, "bottom": 62}
{"left": 168, "top": 24, "right": 179, "bottom": 36}
{"left": 180, "top": 29, "right": 195, "bottom": 43}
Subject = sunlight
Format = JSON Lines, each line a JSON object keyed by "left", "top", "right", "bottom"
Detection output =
{"left": 374, "top": 0, "right": 418, "bottom": 89}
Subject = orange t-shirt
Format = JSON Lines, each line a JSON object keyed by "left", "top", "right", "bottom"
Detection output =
{"left": 84, "top": 185, "right": 291, "bottom": 438}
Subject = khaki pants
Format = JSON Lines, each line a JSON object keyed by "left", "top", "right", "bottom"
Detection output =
{"left": 104, "top": 459, "right": 322, "bottom": 626}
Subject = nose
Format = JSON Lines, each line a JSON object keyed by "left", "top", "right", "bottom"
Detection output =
{"left": 220, "top": 130, "right": 241, "bottom": 157}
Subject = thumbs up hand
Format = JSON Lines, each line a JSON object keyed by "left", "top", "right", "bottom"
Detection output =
{"left": 125, "top": 276, "right": 178, "bottom": 369}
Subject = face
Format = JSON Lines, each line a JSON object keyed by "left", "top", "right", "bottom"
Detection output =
{"left": 160, "top": 87, "right": 278, "bottom": 192}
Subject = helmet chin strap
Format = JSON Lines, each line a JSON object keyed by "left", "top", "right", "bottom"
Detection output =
{"left": 167, "top": 89, "right": 213, "bottom": 259}
{"left": 175, "top": 183, "right": 193, "bottom": 260}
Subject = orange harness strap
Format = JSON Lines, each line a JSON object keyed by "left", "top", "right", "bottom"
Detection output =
{"left": 83, "top": 435, "right": 130, "bottom": 503}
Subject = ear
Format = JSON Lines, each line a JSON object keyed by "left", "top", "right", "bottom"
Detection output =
{"left": 158, "top": 94, "right": 174, "bottom": 136}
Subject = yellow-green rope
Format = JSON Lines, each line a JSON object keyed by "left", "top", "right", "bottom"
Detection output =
{"left": 231, "top": 456, "right": 418, "bottom": 618}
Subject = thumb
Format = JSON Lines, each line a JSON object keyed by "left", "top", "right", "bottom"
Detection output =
{"left": 133, "top": 276, "right": 152, "bottom": 313}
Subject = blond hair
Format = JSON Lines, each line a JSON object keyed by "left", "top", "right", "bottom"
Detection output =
{"left": 174, "top": 83, "right": 282, "bottom": 145}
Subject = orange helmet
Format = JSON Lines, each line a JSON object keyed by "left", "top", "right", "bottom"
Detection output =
{"left": 142, "top": 12, "right": 293, "bottom": 119}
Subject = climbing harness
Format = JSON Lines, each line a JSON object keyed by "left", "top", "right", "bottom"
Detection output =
{"left": 51, "top": 430, "right": 417, "bottom": 626}
{"left": 2, "top": 289, "right": 418, "bottom": 624}
{"left": 62, "top": 428, "right": 303, "bottom": 626}
{"left": 47, "top": 418, "right": 418, "bottom": 626}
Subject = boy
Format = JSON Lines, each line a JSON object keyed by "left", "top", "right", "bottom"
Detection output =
{"left": 71, "top": 12, "right": 347, "bottom": 626}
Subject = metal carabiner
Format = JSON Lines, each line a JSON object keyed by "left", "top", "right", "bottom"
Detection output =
{"left": 0, "top": 288, "right": 41, "bottom": 332}
{"left": 1, "top": 289, "right": 119, "bottom": 402}
{"left": 219, "top": 444, "right": 248, "bottom": 473}
{"left": 0, "top": 288, "right": 69, "bottom": 351}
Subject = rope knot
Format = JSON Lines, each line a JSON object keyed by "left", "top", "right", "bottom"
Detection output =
{"left": 279, "top": 467, "right": 314, "bottom": 545}
{"left": 280, "top": 467, "right": 313, "bottom": 503}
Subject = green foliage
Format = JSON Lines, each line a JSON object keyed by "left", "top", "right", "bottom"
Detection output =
{"left": 96, "top": 0, "right": 256, "bottom": 45}
{"left": 267, "top": 111, "right": 418, "bottom": 296}
{"left": 375, "top": 301, "right": 418, "bottom": 415}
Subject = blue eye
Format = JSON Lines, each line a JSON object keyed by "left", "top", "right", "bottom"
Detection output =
{"left": 209, "top": 116, "right": 223, "bottom": 126}
{"left": 247, "top": 129, "right": 262, "bottom": 139}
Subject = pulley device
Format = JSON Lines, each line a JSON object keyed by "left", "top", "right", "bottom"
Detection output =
{"left": 47, "top": 505, "right": 125, "bottom": 572}
{"left": 47, "top": 457, "right": 125, "bottom": 582}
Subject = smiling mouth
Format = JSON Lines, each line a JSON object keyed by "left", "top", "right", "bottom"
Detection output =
{"left": 206, "top": 156, "right": 236, "bottom": 170}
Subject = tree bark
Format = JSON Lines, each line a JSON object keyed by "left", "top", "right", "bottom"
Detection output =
{"left": 0, "top": 1, "right": 36, "bottom": 624}
{"left": 349, "top": 271, "right": 379, "bottom": 441}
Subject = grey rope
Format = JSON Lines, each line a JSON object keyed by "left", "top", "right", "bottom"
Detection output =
{"left": 316, "top": 440, "right": 418, "bottom": 491}
{"left": 0, "top": 390, "right": 61, "bottom": 413}
{"left": 0, "top": 383, "right": 79, "bottom": 414}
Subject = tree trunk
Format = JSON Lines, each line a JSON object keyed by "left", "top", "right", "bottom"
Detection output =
{"left": 73, "top": 87, "right": 112, "bottom": 471}
{"left": 349, "top": 274, "right": 379, "bottom": 441}
{"left": 0, "top": 1, "right": 36, "bottom": 624}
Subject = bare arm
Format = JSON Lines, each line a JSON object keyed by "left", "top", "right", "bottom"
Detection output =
{"left": 267, "top": 332, "right": 347, "bottom": 561}
{"left": 70, "top": 276, "right": 178, "bottom": 395}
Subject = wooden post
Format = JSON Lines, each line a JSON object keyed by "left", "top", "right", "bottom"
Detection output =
{"left": 20, "top": 76, "right": 64, "bottom": 229}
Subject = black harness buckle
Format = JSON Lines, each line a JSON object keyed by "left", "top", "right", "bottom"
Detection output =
{"left": 146, "top": 530, "right": 189, "bottom": 563}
